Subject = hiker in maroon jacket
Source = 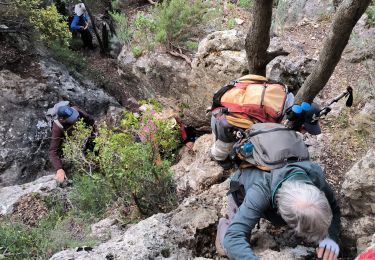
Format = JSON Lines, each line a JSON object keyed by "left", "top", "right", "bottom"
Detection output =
{"left": 48, "top": 105, "right": 95, "bottom": 183}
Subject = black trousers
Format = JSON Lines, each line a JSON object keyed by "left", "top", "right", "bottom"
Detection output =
{"left": 80, "top": 29, "right": 94, "bottom": 49}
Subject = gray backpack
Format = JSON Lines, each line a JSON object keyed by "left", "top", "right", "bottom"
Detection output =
{"left": 233, "top": 123, "right": 310, "bottom": 170}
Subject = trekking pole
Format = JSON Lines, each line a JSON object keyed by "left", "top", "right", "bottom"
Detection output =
{"left": 315, "top": 86, "right": 353, "bottom": 121}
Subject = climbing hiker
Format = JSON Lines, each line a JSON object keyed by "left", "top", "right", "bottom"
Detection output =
{"left": 215, "top": 160, "right": 341, "bottom": 260}
{"left": 209, "top": 74, "right": 297, "bottom": 169}
{"left": 48, "top": 104, "right": 95, "bottom": 183}
{"left": 70, "top": 3, "right": 94, "bottom": 50}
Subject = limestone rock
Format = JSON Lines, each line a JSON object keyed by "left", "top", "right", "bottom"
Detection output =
{"left": 341, "top": 149, "right": 375, "bottom": 217}
{"left": 341, "top": 216, "right": 375, "bottom": 245}
{"left": 186, "top": 30, "right": 248, "bottom": 129}
{"left": 0, "top": 174, "right": 56, "bottom": 215}
{"left": 0, "top": 58, "right": 117, "bottom": 186}
{"left": 274, "top": 0, "right": 334, "bottom": 31}
{"left": 267, "top": 56, "right": 316, "bottom": 92}
{"left": 50, "top": 181, "right": 229, "bottom": 260}
{"left": 118, "top": 47, "right": 191, "bottom": 101}
{"left": 172, "top": 134, "right": 224, "bottom": 196}
{"left": 360, "top": 99, "right": 375, "bottom": 117}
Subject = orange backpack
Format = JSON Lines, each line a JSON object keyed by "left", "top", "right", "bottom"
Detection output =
{"left": 212, "top": 75, "right": 288, "bottom": 129}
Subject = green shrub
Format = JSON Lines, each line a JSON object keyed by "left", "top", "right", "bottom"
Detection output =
{"left": 227, "top": 18, "right": 236, "bottom": 29}
{"left": 184, "top": 40, "right": 199, "bottom": 52}
{"left": 132, "top": 46, "right": 143, "bottom": 57}
{"left": 63, "top": 105, "right": 179, "bottom": 216}
{"left": 0, "top": 221, "right": 41, "bottom": 259}
{"left": 367, "top": 0, "right": 375, "bottom": 26}
{"left": 110, "top": 11, "right": 131, "bottom": 44}
{"left": 132, "top": 13, "right": 157, "bottom": 53}
{"left": 29, "top": 4, "right": 71, "bottom": 46}
{"left": 0, "top": 205, "right": 97, "bottom": 259}
{"left": 49, "top": 42, "right": 87, "bottom": 72}
{"left": 153, "top": 0, "right": 209, "bottom": 47}
{"left": 69, "top": 175, "right": 114, "bottom": 218}
{"left": 238, "top": 0, "right": 253, "bottom": 8}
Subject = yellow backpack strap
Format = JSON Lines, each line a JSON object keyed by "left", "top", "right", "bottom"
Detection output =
{"left": 239, "top": 161, "right": 272, "bottom": 171}
{"left": 237, "top": 74, "right": 268, "bottom": 83}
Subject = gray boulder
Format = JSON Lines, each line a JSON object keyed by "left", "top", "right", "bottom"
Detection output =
{"left": 50, "top": 181, "right": 229, "bottom": 260}
{"left": 267, "top": 56, "right": 317, "bottom": 92}
{"left": 186, "top": 30, "right": 248, "bottom": 129}
{"left": 0, "top": 58, "right": 117, "bottom": 186}
{"left": 341, "top": 149, "right": 375, "bottom": 217}
{"left": 0, "top": 174, "right": 56, "bottom": 215}
{"left": 274, "top": 0, "right": 335, "bottom": 31}
{"left": 117, "top": 47, "right": 191, "bottom": 101}
{"left": 172, "top": 134, "right": 224, "bottom": 196}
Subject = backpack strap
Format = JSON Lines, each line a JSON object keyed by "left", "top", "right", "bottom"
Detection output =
{"left": 211, "top": 81, "right": 237, "bottom": 111}
{"left": 53, "top": 119, "right": 64, "bottom": 130}
{"left": 247, "top": 127, "right": 293, "bottom": 138}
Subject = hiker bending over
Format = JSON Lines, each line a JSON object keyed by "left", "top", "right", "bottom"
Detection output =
{"left": 210, "top": 74, "right": 295, "bottom": 169}
{"left": 70, "top": 3, "right": 94, "bottom": 49}
{"left": 216, "top": 161, "right": 341, "bottom": 260}
{"left": 49, "top": 105, "right": 95, "bottom": 183}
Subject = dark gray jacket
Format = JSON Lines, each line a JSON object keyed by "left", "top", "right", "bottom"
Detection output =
{"left": 223, "top": 161, "right": 341, "bottom": 260}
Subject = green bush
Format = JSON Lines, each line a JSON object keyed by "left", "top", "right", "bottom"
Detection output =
{"left": 227, "top": 18, "right": 236, "bottom": 29}
{"left": 49, "top": 42, "right": 87, "bottom": 73}
{"left": 63, "top": 106, "right": 179, "bottom": 216}
{"left": 110, "top": 11, "right": 131, "bottom": 44}
{"left": 184, "top": 40, "right": 199, "bottom": 52}
{"left": 69, "top": 175, "right": 114, "bottom": 218}
{"left": 367, "top": 0, "right": 375, "bottom": 26}
{"left": 153, "top": 0, "right": 209, "bottom": 47}
{"left": 132, "top": 46, "right": 143, "bottom": 57}
{"left": 4, "top": 0, "right": 71, "bottom": 46}
{"left": 29, "top": 4, "right": 71, "bottom": 46}
{"left": 0, "top": 201, "right": 97, "bottom": 259}
{"left": 238, "top": 0, "right": 253, "bottom": 8}
{"left": 0, "top": 221, "right": 41, "bottom": 259}
{"left": 132, "top": 13, "right": 157, "bottom": 54}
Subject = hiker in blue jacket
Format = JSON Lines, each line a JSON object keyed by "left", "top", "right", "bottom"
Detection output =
{"left": 70, "top": 3, "right": 94, "bottom": 49}
{"left": 216, "top": 161, "right": 341, "bottom": 260}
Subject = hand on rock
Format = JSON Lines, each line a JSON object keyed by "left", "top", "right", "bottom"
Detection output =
{"left": 55, "top": 169, "right": 66, "bottom": 183}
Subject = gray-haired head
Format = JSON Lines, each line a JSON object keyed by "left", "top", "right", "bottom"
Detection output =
{"left": 276, "top": 181, "right": 332, "bottom": 242}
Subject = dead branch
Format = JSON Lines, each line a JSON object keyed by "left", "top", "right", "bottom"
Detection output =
{"left": 265, "top": 49, "right": 290, "bottom": 64}
{"left": 168, "top": 50, "right": 192, "bottom": 66}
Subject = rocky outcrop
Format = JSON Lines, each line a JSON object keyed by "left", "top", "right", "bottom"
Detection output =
{"left": 185, "top": 30, "right": 248, "bottom": 129}
{"left": 117, "top": 47, "right": 191, "bottom": 100}
{"left": 117, "top": 30, "right": 248, "bottom": 130}
{"left": 267, "top": 56, "right": 317, "bottom": 92}
{"left": 0, "top": 174, "right": 56, "bottom": 215}
{"left": 274, "top": 0, "right": 335, "bottom": 31}
{"left": 340, "top": 148, "right": 375, "bottom": 254}
{"left": 50, "top": 181, "right": 229, "bottom": 260}
{"left": 0, "top": 57, "right": 117, "bottom": 186}
{"left": 172, "top": 134, "right": 224, "bottom": 196}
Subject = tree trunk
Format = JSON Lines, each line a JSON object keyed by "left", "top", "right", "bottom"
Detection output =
{"left": 82, "top": 0, "right": 105, "bottom": 54}
{"left": 245, "top": 0, "right": 289, "bottom": 76}
{"left": 295, "top": 0, "right": 372, "bottom": 103}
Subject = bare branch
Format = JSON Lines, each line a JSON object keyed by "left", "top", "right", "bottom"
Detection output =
{"left": 168, "top": 50, "right": 192, "bottom": 66}
{"left": 265, "top": 49, "right": 289, "bottom": 64}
